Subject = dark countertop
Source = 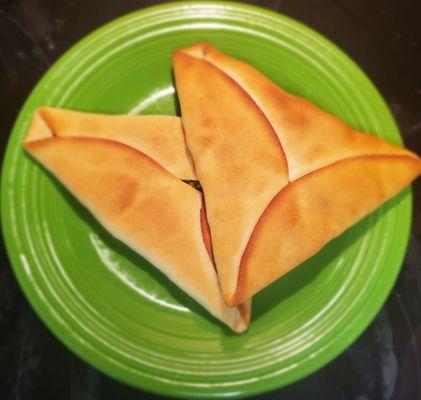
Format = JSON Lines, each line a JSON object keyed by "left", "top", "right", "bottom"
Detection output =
{"left": 1, "top": 1, "right": 421, "bottom": 399}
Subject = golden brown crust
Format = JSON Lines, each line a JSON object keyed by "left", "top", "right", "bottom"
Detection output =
{"left": 25, "top": 136, "right": 249, "bottom": 333}
{"left": 173, "top": 50, "right": 288, "bottom": 302}
{"left": 228, "top": 155, "right": 421, "bottom": 306}
{"left": 25, "top": 107, "right": 197, "bottom": 180}
{"left": 183, "top": 43, "right": 416, "bottom": 181}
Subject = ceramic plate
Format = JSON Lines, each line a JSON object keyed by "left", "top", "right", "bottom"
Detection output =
{"left": 1, "top": 2, "right": 411, "bottom": 398}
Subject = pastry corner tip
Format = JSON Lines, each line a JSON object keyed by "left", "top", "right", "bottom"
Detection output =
{"left": 231, "top": 319, "right": 249, "bottom": 334}
{"left": 173, "top": 42, "right": 214, "bottom": 60}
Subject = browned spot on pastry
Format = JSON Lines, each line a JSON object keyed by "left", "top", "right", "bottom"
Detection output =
{"left": 199, "top": 134, "right": 215, "bottom": 148}
{"left": 113, "top": 176, "right": 138, "bottom": 213}
{"left": 202, "top": 116, "right": 215, "bottom": 128}
{"left": 284, "top": 109, "right": 310, "bottom": 131}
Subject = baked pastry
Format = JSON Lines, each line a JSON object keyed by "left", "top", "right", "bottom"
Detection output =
{"left": 173, "top": 43, "right": 421, "bottom": 306}
{"left": 26, "top": 107, "right": 196, "bottom": 180}
{"left": 24, "top": 109, "right": 250, "bottom": 333}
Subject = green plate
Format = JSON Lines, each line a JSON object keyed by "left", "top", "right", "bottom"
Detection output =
{"left": 1, "top": 2, "right": 411, "bottom": 398}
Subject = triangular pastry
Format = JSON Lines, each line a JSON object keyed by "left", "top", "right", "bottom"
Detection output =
{"left": 24, "top": 109, "right": 250, "bottom": 332}
{"left": 173, "top": 43, "right": 421, "bottom": 307}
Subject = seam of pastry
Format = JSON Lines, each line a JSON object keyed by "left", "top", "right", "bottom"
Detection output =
{"left": 25, "top": 136, "right": 189, "bottom": 184}
{"left": 183, "top": 45, "right": 289, "bottom": 181}
{"left": 287, "top": 151, "right": 420, "bottom": 182}
{"left": 26, "top": 133, "right": 200, "bottom": 190}
{"left": 181, "top": 52, "right": 289, "bottom": 179}
{"left": 229, "top": 153, "right": 421, "bottom": 307}
{"left": 24, "top": 109, "right": 54, "bottom": 143}
{"left": 179, "top": 119, "right": 198, "bottom": 180}
{"left": 37, "top": 108, "right": 58, "bottom": 137}
{"left": 27, "top": 108, "right": 198, "bottom": 181}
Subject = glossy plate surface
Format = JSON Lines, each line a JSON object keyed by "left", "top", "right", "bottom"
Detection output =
{"left": 1, "top": 2, "right": 411, "bottom": 398}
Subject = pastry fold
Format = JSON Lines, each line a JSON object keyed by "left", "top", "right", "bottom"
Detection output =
{"left": 173, "top": 43, "right": 421, "bottom": 307}
{"left": 26, "top": 107, "right": 196, "bottom": 180}
{"left": 24, "top": 109, "right": 249, "bottom": 333}
{"left": 173, "top": 47, "right": 289, "bottom": 303}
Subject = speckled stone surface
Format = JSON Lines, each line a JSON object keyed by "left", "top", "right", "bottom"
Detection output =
{"left": 1, "top": 1, "right": 420, "bottom": 399}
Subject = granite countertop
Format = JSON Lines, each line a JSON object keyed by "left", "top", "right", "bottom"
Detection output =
{"left": 1, "top": 1, "right": 420, "bottom": 399}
